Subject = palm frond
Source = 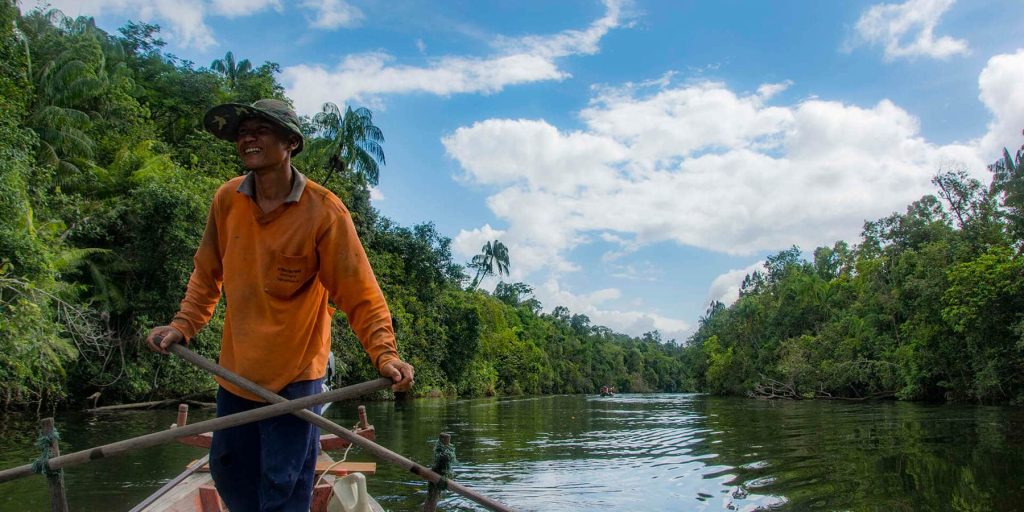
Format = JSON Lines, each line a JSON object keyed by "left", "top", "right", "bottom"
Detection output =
{"left": 53, "top": 247, "right": 112, "bottom": 274}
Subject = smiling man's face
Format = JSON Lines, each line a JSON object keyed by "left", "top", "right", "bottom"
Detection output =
{"left": 235, "top": 117, "right": 295, "bottom": 171}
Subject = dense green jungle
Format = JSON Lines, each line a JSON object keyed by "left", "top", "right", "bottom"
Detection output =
{"left": 2, "top": 2, "right": 1024, "bottom": 411}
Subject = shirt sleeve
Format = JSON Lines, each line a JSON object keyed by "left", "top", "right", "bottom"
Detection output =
{"left": 316, "top": 208, "right": 400, "bottom": 371}
{"left": 170, "top": 201, "right": 224, "bottom": 341}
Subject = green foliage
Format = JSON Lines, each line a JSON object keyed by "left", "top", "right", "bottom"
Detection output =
{"left": 689, "top": 143, "right": 1024, "bottom": 404}
{"left": 0, "top": 274, "right": 78, "bottom": 404}
{"left": 25, "top": 2, "right": 1024, "bottom": 412}
{"left": 0, "top": 0, "right": 75, "bottom": 404}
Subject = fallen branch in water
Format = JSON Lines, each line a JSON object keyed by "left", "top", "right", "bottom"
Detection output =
{"left": 748, "top": 377, "right": 896, "bottom": 401}
{"left": 85, "top": 390, "right": 215, "bottom": 412}
{"left": 748, "top": 377, "right": 800, "bottom": 400}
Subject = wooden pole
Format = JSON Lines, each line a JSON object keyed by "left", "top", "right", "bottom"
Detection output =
{"left": 167, "top": 344, "right": 516, "bottom": 512}
{"left": 0, "top": 379, "right": 390, "bottom": 484}
{"left": 176, "top": 404, "right": 189, "bottom": 427}
{"left": 40, "top": 418, "right": 69, "bottom": 512}
{"left": 358, "top": 405, "right": 369, "bottom": 429}
{"left": 421, "top": 432, "right": 452, "bottom": 512}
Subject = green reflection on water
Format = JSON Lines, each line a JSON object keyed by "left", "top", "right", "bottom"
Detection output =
{"left": 1, "top": 396, "right": 1022, "bottom": 511}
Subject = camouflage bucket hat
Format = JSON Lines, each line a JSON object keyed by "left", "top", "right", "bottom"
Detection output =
{"left": 203, "top": 98, "right": 304, "bottom": 156}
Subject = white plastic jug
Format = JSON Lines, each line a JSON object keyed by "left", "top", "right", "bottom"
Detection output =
{"left": 327, "top": 472, "right": 372, "bottom": 512}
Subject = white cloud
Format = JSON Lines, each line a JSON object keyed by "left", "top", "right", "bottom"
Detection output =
{"left": 977, "top": 49, "right": 1024, "bottom": 158}
{"left": 453, "top": 224, "right": 506, "bottom": 261}
{"left": 756, "top": 80, "right": 793, "bottom": 100}
{"left": 448, "top": 79, "right": 987, "bottom": 264}
{"left": 445, "top": 119, "right": 628, "bottom": 192}
{"left": 707, "top": 261, "right": 765, "bottom": 307}
{"left": 210, "top": 0, "right": 282, "bottom": 17}
{"left": 43, "top": 0, "right": 221, "bottom": 50}
{"left": 852, "top": 0, "right": 969, "bottom": 61}
{"left": 444, "top": 53, "right": 1024, "bottom": 334}
{"left": 581, "top": 81, "right": 794, "bottom": 164}
{"left": 599, "top": 232, "right": 641, "bottom": 262}
{"left": 538, "top": 279, "right": 689, "bottom": 341}
{"left": 492, "top": 0, "right": 624, "bottom": 58}
{"left": 39, "top": 0, "right": 354, "bottom": 50}
{"left": 283, "top": 0, "right": 628, "bottom": 114}
{"left": 301, "top": 0, "right": 363, "bottom": 29}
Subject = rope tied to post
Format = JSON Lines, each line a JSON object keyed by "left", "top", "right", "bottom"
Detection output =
{"left": 428, "top": 437, "right": 457, "bottom": 492}
{"left": 31, "top": 428, "right": 62, "bottom": 477}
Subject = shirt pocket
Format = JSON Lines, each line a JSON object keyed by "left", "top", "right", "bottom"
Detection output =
{"left": 264, "top": 252, "right": 317, "bottom": 299}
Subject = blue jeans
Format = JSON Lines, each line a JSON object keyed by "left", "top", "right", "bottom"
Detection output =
{"left": 210, "top": 379, "right": 322, "bottom": 512}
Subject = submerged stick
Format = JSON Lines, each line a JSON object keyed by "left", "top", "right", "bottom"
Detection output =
{"left": 168, "top": 344, "right": 516, "bottom": 512}
{"left": 0, "top": 378, "right": 390, "bottom": 484}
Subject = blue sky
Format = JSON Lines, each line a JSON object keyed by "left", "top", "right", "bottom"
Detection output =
{"left": 43, "top": 0, "right": 1024, "bottom": 341}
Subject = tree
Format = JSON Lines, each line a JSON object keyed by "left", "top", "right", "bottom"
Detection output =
{"left": 310, "top": 102, "right": 385, "bottom": 186}
{"left": 494, "top": 281, "right": 541, "bottom": 312}
{"left": 25, "top": 27, "right": 105, "bottom": 185}
{"left": 468, "top": 239, "right": 509, "bottom": 289}
{"left": 990, "top": 135, "right": 1024, "bottom": 245}
{"left": 210, "top": 50, "right": 251, "bottom": 91}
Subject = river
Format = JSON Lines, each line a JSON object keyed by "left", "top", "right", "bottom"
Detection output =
{"left": 1, "top": 394, "right": 1022, "bottom": 511}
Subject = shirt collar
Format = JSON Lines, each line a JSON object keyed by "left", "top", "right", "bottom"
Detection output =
{"left": 236, "top": 166, "right": 307, "bottom": 203}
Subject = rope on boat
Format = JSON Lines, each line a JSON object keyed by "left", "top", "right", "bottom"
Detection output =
{"left": 313, "top": 421, "right": 361, "bottom": 489}
{"left": 31, "top": 428, "right": 62, "bottom": 477}
{"left": 428, "top": 437, "right": 457, "bottom": 492}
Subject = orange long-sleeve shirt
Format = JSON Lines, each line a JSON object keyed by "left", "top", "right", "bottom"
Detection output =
{"left": 170, "top": 170, "right": 399, "bottom": 401}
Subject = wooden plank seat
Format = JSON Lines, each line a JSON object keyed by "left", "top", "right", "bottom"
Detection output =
{"left": 189, "top": 459, "right": 376, "bottom": 476}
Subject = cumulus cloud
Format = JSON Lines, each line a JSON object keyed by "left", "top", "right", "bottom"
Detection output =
{"left": 448, "top": 80, "right": 987, "bottom": 262}
{"left": 706, "top": 261, "right": 765, "bottom": 307}
{"left": 453, "top": 224, "right": 507, "bottom": 261}
{"left": 283, "top": 0, "right": 627, "bottom": 114}
{"left": 538, "top": 280, "right": 689, "bottom": 341}
{"left": 210, "top": 0, "right": 282, "bottom": 17}
{"left": 445, "top": 51, "right": 1024, "bottom": 336}
{"left": 40, "top": 0, "right": 357, "bottom": 50}
{"left": 977, "top": 49, "right": 1024, "bottom": 158}
{"left": 301, "top": 0, "right": 363, "bottom": 29}
{"left": 852, "top": 0, "right": 969, "bottom": 61}
{"left": 44, "top": 0, "right": 218, "bottom": 49}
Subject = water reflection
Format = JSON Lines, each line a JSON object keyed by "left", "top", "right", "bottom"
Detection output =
{"left": 1, "top": 396, "right": 1022, "bottom": 511}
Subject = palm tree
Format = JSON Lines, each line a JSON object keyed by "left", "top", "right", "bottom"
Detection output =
{"left": 28, "top": 46, "right": 105, "bottom": 186}
{"left": 310, "top": 102, "right": 385, "bottom": 186}
{"left": 469, "top": 240, "right": 510, "bottom": 289}
{"left": 210, "top": 50, "right": 251, "bottom": 90}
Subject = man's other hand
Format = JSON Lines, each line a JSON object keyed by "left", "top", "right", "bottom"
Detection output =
{"left": 146, "top": 325, "right": 184, "bottom": 354}
{"left": 381, "top": 360, "right": 415, "bottom": 391}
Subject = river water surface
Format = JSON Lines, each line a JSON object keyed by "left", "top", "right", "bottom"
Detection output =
{"left": 1, "top": 394, "right": 1022, "bottom": 511}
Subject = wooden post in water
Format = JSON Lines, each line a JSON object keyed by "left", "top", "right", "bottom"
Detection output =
{"left": 176, "top": 404, "right": 189, "bottom": 427}
{"left": 421, "top": 432, "right": 452, "bottom": 512}
{"left": 40, "top": 418, "right": 69, "bottom": 512}
{"left": 358, "top": 405, "right": 369, "bottom": 429}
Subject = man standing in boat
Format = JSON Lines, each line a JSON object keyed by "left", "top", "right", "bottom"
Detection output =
{"left": 145, "top": 99, "right": 414, "bottom": 511}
